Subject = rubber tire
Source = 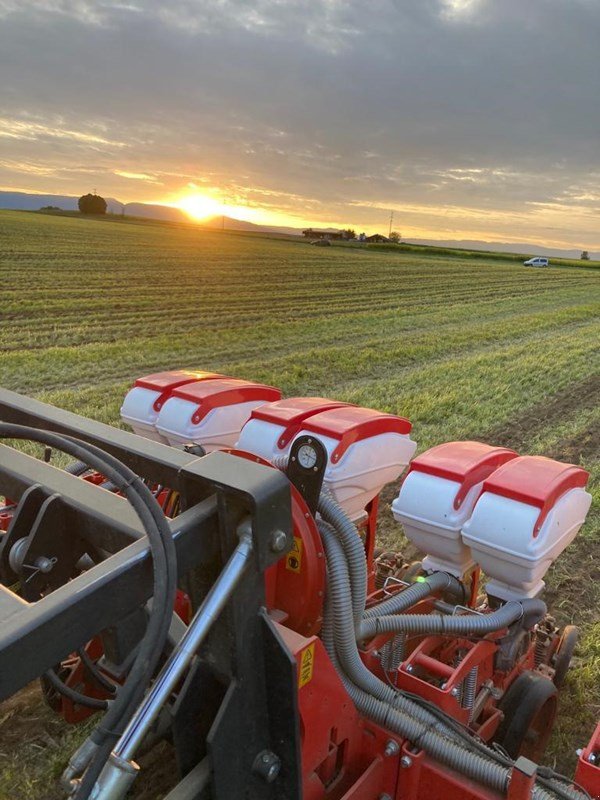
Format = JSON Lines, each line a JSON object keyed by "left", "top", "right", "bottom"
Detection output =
{"left": 496, "top": 670, "right": 558, "bottom": 761}
{"left": 552, "top": 625, "right": 579, "bottom": 688}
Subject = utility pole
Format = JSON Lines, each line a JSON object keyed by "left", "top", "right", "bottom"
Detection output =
{"left": 388, "top": 210, "right": 394, "bottom": 238}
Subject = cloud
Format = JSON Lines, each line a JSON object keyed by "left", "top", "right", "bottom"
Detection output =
{"left": 0, "top": 0, "right": 598, "bottom": 245}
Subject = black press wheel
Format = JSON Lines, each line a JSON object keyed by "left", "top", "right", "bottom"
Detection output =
{"left": 552, "top": 625, "right": 579, "bottom": 688}
{"left": 495, "top": 670, "right": 558, "bottom": 762}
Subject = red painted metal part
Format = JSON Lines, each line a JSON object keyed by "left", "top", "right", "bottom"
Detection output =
{"left": 58, "top": 638, "right": 114, "bottom": 723}
{"left": 275, "top": 618, "right": 564, "bottom": 800}
{"left": 226, "top": 449, "right": 325, "bottom": 636}
{"left": 277, "top": 624, "right": 402, "bottom": 800}
{"left": 575, "top": 723, "right": 600, "bottom": 799}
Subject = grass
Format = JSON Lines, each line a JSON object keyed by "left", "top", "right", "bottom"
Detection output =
{"left": 337, "top": 239, "right": 600, "bottom": 269}
{"left": 0, "top": 209, "right": 599, "bottom": 798}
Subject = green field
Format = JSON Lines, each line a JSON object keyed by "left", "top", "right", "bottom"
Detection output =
{"left": 0, "top": 209, "right": 599, "bottom": 798}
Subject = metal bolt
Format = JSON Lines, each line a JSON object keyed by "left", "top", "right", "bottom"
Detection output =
{"left": 405, "top": 664, "right": 414, "bottom": 673}
{"left": 576, "top": 749, "right": 584, "bottom": 758}
{"left": 384, "top": 740, "right": 400, "bottom": 757}
{"left": 35, "top": 556, "right": 56, "bottom": 574}
{"left": 441, "top": 682, "right": 447, "bottom": 689}
{"left": 400, "top": 755, "right": 413, "bottom": 768}
{"left": 253, "top": 750, "right": 281, "bottom": 783}
{"left": 379, "top": 795, "right": 393, "bottom": 800}
{"left": 270, "top": 530, "right": 287, "bottom": 553}
{"left": 589, "top": 753, "right": 598, "bottom": 764}
{"left": 450, "top": 687, "right": 460, "bottom": 697}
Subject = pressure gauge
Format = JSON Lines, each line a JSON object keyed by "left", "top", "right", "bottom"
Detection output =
{"left": 297, "top": 443, "right": 318, "bottom": 470}
{"left": 287, "top": 435, "right": 327, "bottom": 515}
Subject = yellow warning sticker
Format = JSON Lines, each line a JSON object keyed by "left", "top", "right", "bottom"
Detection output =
{"left": 298, "top": 643, "right": 315, "bottom": 688}
{"left": 286, "top": 536, "right": 303, "bottom": 573}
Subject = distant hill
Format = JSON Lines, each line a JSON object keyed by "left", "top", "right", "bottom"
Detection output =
{"left": 0, "top": 191, "right": 300, "bottom": 234}
{"left": 124, "top": 202, "right": 188, "bottom": 222}
{"left": 0, "top": 191, "right": 592, "bottom": 258}
{"left": 199, "top": 215, "right": 300, "bottom": 236}
{"left": 0, "top": 190, "right": 123, "bottom": 214}
{"left": 408, "top": 238, "right": 588, "bottom": 260}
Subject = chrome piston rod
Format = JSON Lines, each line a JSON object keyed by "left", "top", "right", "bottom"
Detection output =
{"left": 91, "top": 530, "right": 254, "bottom": 799}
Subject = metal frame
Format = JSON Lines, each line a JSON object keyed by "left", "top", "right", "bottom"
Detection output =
{"left": 0, "top": 388, "right": 300, "bottom": 799}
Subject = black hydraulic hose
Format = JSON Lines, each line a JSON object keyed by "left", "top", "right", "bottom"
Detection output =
{"left": 357, "top": 598, "right": 547, "bottom": 641}
{"left": 0, "top": 424, "right": 177, "bottom": 800}
{"left": 55, "top": 436, "right": 179, "bottom": 800}
{"left": 78, "top": 648, "right": 117, "bottom": 695}
{"left": 44, "top": 667, "right": 109, "bottom": 710}
{"left": 65, "top": 460, "right": 90, "bottom": 477}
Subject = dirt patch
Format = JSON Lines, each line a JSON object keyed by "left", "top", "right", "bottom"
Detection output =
{"left": 478, "top": 374, "right": 600, "bottom": 452}
{"left": 544, "top": 419, "right": 600, "bottom": 464}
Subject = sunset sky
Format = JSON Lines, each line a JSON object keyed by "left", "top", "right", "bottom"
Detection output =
{"left": 0, "top": 0, "right": 598, "bottom": 246}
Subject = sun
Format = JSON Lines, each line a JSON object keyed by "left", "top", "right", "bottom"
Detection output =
{"left": 177, "top": 194, "right": 223, "bottom": 220}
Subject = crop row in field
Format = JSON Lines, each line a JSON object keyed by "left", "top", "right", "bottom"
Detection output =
{"left": 0, "top": 209, "right": 598, "bottom": 798}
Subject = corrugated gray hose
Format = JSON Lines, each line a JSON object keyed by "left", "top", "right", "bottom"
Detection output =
{"left": 319, "top": 522, "right": 465, "bottom": 729}
{"left": 363, "top": 569, "right": 464, "bottom": 619}
{"left": 317, "top": 491, "right": 367, "bottom": 627}
{"left": 357, "top": 598, "right": 547, "bottom": 641}
{"left": 317, "top": 491, "right": 463, "bottom": 626}
{"left": 318, "top": 521, "right": 584, "bottom": 800}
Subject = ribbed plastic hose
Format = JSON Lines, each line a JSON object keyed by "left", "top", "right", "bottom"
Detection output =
{"left": 317, "top": 491, "right": 367, "bottom": 627}
{"left": 318, "top": 521, "right": 584, "bottom": 800}
{"left": 363, "top": 569, "right": 464, "bottom": 619}
{"left": 318, "top": 522, "right": 472, "bottom": 729}
{"left": 357, "top": 598, "right": 547, "bottom": 641}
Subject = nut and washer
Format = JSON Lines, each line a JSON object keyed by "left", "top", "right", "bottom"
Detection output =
{"left": 400, "top": 755, "right": 413, "bottom": 769}
{"left": 384, "top": 740, "right": 400, "bottom": 757}
{"left": 270, "top": 530, "right": 288, "bottom": 553}
{"left": 253, "top": 750, "right": 281, "bottom": 783}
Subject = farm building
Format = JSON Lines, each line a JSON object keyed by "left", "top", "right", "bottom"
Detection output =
{"left": 365, "top": 233, "right": 391, "bottom": 243}
{"left": 302, "top": 228, "right": 348, "bottom": 240}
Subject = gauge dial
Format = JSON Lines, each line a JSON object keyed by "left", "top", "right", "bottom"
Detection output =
{"left": 297, "top": 444, "right": 318, "bottom": 469}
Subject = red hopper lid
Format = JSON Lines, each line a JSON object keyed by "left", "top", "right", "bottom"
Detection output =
{"left": 134, "top": 370, "right": 224, "bottom": 412}
{"left": 250, "top": 397, "right": 353, "bottom": 449}
{"left": 303, "top": 406, "right": 412, "bottom": 464}
{"left": 482, "top": 456, "right": 589, "bottom": 536}
{"left": 172, "top": 378, "right": 281, "bottom": 425}
{"left": 409, "top": 441, "right": 517, "bottom": 510}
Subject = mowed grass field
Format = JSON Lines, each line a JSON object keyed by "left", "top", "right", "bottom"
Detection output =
{"left": 0, "top": 209, "right": 599, "bottom": 798}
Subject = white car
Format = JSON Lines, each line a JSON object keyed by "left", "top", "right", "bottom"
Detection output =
{"left": 524, "top": 256, "right": 549, "bottom": 267}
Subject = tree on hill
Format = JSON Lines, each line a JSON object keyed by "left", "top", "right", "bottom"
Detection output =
{"left": 40, "top": 205, "right": 61, "bottom": 212}
{"left": 342, "top": 229, "right": 356, "bottom": 240}
{"left": 581, "top": 251, "right": 590, "bottom": 260}
{"left": 78, "top": 193, "right": 107, "bottom": 215}
{"left": 389, "top": 231, "right": 402, "bottom": 243}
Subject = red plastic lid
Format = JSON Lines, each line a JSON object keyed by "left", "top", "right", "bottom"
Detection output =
{"left": 134, "top": 370, "right": 224, "bottom": 412}
{"left": 172, "top": 378, "right": 281, "bottom": 425}
{"left": 482, "top": 456, "right": 590, "bottom": 536}
{"left": 250, "top": 397, "right": 353, "bottom": 449}
{"left": 302, "top": 406, "right": 412, "bottom": 464}
{"left": 409, "top": 441, "right": 517, "bottom": 510}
